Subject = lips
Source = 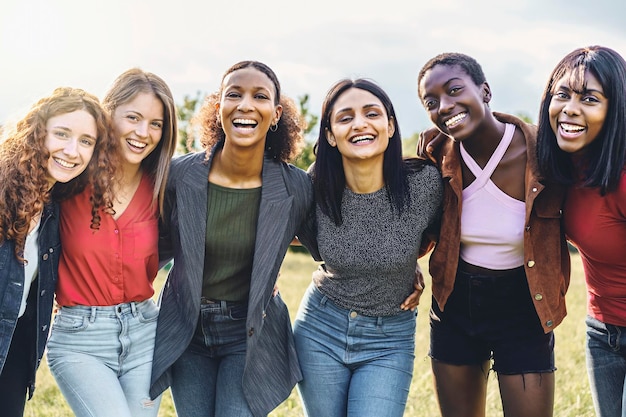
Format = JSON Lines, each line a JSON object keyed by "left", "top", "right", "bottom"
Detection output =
{"left": 233, "top": 118, "right": 258, "bottom": 128}
{"left": 127, "top": 139, "right": 147, "bottom": 149}
{"left": 559, "top": 122, "right": 585, "bottom": 134}
{"left": 444, "top": 112, "right": 467, "bottom": 129}
{"left": 53, "top": 157, "right": 77, "bottom": 169}
{"left": 350, "top": 134, "right": 375, "bottom": 144}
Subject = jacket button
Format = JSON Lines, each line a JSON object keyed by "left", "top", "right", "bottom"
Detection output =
{"left": 532, "top": 187, "right": 538, "bottom": 192}
{"left": 248, "top": 328, "right": 255, "bottom": 337}
{"left": 42, "top": 325, "right": 48, "bottom": 332}
{"left": 534, "top": 293, "right": 543, "bottom": 301}
{"left": 49, "top": 247, "right": 54, "bottom": 253}
{"left": 42, "top": 254, "right": 49, "bottom": 261}
{"left": 527, "top": 260, "right": 535, "bottom": 268}
{"left": 40, "top": 290, "right": 46, "bottom": 296}
{"left": 525, "top": 225, "right": 531, "bottom": 231}
{"left": 546, "top": 320, "right": 553, "bottom": 327}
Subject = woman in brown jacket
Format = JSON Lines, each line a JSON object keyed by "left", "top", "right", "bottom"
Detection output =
{"left": 416, "top": 52, "right": 570, "bottom": 417}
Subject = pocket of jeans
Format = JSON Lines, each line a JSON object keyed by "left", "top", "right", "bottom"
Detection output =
{"left": 137, "top": 300, "right": 159, "bottom": 323}
{"left": 51, "top": 312, "right": 89, "bottom": 333}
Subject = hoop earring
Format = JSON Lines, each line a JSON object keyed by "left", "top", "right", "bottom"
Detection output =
{"left": 216, "top": 117, "right": 222, "bottom": 129}
{"left": 270, "top": 123, "right": 278, "bottom": 132}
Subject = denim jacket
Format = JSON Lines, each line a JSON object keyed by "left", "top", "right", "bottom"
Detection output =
{"left": 417, "top": 112, "right": 570, "bottom": 333}
{"left": 0, "top": 202, "right": 60, "bottom": 398}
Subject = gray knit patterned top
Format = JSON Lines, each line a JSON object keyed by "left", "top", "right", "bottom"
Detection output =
{"left": 313, "top": 164, "right": 443, "bottom": 316}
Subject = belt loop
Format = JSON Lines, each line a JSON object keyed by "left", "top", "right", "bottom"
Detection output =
{"left": 220, "top": 300, "right": 228, "bottom": 315}
{"left": 377, "top": 316, "right": 383, "bottom": 326}
{"left": 89, "top": 307, "right": 97, "bottom": 323}
{"left": 130, "top": 302, "right": 138, "bottom": 317}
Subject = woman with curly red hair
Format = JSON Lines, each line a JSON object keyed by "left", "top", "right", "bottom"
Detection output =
{"left": 0, "top": 86, "right": 118, "bottom": 417}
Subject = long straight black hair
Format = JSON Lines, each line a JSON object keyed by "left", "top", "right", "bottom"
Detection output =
{"left": 537, "top": 45, "right": 626, "bottom": 194}
{"left": 312, "top": 78, "right": 415, "bottom": 225}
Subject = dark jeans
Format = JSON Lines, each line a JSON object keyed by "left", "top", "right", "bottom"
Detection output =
{"left": 0, "top": 297, "right": 35, "bottom": 417}
{"left": 171, "top": 299, "right": 252, "bottom": 417}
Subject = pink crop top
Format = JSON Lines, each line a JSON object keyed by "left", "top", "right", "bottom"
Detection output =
{"left": 459, "top": 123, "right": 525, "bottom": 270}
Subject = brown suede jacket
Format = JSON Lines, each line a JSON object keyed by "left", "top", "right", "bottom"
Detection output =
{"left": 417, "top": 112, "right": 570, "bottom": 333}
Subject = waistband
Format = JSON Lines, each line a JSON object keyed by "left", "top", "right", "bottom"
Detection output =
{"left": 57, "top": 299, "right": 154, "bottom": 320}
{"left": 200, "top": 297, "right": 248, "bottom": 316}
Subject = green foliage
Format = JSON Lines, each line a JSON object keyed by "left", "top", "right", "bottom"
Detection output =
{"left": 176, "top": 91, "right": 204, "bottom": 154}
{"left": 293, "top": 94, "right": 317, "bottom": 171}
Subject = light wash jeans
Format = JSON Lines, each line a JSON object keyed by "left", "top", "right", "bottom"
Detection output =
{"left": 170, "top": 299, "right": 252, "bottom": 417}
{"left": 47, "top": 299, "right": 161, "bottom": 417}
{"left": 293, "top": 284, "right": 416, "bottom": 417}
{"left": 586, "top": 315, "right": 626, "bottom": 417}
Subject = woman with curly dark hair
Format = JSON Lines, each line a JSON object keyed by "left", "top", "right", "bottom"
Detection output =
{"left": 0, "top": 86, "right": 118, "bottom": 417}
{"left": 150, "top": 60, "right": 315, "bottom": 417}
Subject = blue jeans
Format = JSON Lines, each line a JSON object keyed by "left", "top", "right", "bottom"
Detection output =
{"left": 47, "top": 299, "right": 161, "bottom": 417}
{"left": 293, "top": 284, "right": 416, "bottom": 417}
{"left": 170, "top": 299, "right": 252, "bottom": 417}
{"left": 586, "top": 315, "right": 626, "bottom": 417}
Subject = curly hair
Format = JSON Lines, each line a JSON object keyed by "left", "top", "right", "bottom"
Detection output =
{"left": 0, "top": 87, "right": 119, "bottom": 260}
{"left": 102, "top": 68, "right": 178, "bottom": 216}
{"left": 191, "top": 60, "right": 305, "bottom": 163}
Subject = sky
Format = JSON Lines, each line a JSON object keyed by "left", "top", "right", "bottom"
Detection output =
{"left": 1, "top": 0, "right": 625, "bottom": 140}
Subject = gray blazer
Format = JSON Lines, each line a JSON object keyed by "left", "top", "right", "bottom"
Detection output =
{"left": 149, "top": 146, "right": 316, "bottom": 417}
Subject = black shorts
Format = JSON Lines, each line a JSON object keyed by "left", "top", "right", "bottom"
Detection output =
{"left": 429, "top": 266, "right": 555, "bottom": 375}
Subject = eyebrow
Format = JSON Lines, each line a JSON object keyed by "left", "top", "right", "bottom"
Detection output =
{"left": 51, "top": 126, "right": 97, "bottom": 141}
{"left": 335, "top": 103, "right": 382, "bottom": 113}
{"left": 124, "top": 109, "right": 164, "bottom": 122}
{"left": 557, "top": 84, "right": 606, "bottom": 97}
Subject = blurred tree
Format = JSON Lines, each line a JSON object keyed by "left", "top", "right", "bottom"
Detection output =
{"left": 293, "top": 94, "right": 318, "bottom": 171}
{"left": 176, "top": 91, "right": 204, "bottom": 154}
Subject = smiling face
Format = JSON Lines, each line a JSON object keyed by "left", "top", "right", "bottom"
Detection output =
{"left": 326, "top": 87, "right": 393, "bottom": 164}
{"left": 44, "top": 109, "right": 97, "bottom": 186}
{"left": 548, "top": 70, "right": 609, "bottom": 155}
{"left": 419, "top": 64, "right": 490, "bottom": 141}
{"left": 218, "top": 67, "right": 282, "bottom": 152}
{"left": 112, "top": 92, "right": 164, "bottom": 167}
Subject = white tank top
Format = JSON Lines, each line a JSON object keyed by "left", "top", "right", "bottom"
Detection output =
{"left": 459, "top": 123, "right": 525, "bottom": 270}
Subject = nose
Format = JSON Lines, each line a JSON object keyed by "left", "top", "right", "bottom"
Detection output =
{"left": 438, "top": 96, "right": 454, "bottom": 115}
{"left": 63, "top": 138, "right": 79, "bottom": 158}
{"left": 562, "top": 99, "right": 580, "bottom": 116}
{"left": 352, "top": 113, "right": 368, "bottom": 130}
{"left": 237, "top": 95, "right": 253, "bottom": 112}
{"left": 135, "top": 121, "right": 149, "bottom": 137}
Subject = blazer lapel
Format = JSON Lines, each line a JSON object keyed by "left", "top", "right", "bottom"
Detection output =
{"left": 247, "top": 158, "right": 293, "bottom": 312}
{"left": 178, "top": 153, "right": 211, "bottom": 298}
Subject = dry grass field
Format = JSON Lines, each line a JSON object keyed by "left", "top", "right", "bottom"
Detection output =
{"left": 25, "top": 251, "right": 594, "bottom": 416}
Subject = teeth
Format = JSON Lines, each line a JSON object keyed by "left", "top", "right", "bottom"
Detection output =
{"left": 445, "top": 113, "right": 466, "bottom": 128}
{"left": 54, "top": 158, "right": 77, "bottom": 168}
{"left": 351, "top": 135, "right": 374, "bottom": 143}
{"left": 561, "top": 123, "right": 585, "bottom": 133}
{"left": 233, "top": 118, "right": 257, "bottom": 126}
{"left": 128, "top": 139, "right": 147, "bottom": 148}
